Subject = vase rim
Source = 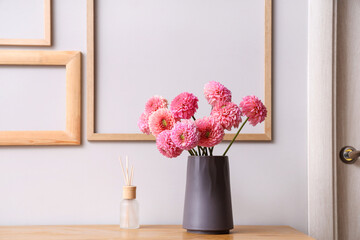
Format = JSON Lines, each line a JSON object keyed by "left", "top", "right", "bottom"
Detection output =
{"left": 188, "top": 155, "right": 228, "bottom": 158}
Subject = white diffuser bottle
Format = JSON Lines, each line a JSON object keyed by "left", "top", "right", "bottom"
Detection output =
{"left": 120, "top": 186, "right": 139, "bottom": 229}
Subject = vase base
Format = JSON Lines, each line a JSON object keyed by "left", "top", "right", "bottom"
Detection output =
{"left": 187, "top": 229, "right": 230, "bottom": 235}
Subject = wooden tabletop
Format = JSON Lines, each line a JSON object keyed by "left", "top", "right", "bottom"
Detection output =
{"left": 0, "top": 225, "right": 315, "bottom": 240}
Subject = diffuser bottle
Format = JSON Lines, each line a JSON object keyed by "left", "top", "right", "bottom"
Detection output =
{"left": 120, "top": 186, "right": 139, "bottom": 229}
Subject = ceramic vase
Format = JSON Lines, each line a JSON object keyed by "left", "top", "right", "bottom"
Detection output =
{"left": 183, "top": 156, "right": 233, "bottom": 234}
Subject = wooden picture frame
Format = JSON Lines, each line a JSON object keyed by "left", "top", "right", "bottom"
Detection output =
{"left": 0, "top": 0, "right": 52, "bottom": 46}
{"left": 0, "top": 50, "right": 81, "bottom": 145}
{"left": 87, "top": 0, "right": 272, "bottom": 141}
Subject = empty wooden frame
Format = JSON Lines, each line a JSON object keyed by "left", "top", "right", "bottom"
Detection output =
{"left": 0, "top": 50, "right": 81, "bottom": 145}
{"left": 87, "top": 0, "right": 272, "bottom": 141}
{"left": 0, "top": 0, "right": 52, "bottom": 46}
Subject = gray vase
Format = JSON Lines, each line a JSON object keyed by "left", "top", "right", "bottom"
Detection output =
{"left": 183, "top": 156, "right": 234, "bottom": 234}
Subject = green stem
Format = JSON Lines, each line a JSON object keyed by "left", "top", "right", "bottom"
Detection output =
{"left": 192, "top": 116, "right": 196, "bottom": 121}
{"left": 188, "top": 150, "right": 194, "bottom": 156}
{"left": 223, "top": 117, "right": 249, "bottom": 156}
{"left": 201, "top": 147, "right": 205, "bottom": 156}
{"left": 209, "top": 147, "right": 213, "bottom": 156}
{"left": 192, "top": 148, "right": 198, "bottom": 156}
{"left": 198, "top": 146, "right": 202, "bottom": 156}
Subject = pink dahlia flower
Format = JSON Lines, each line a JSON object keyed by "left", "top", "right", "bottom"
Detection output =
{"left": 148, "top": 108, "right": 176, "bottom": 136}
{"left": 138, "top": 112, "right": 150, "bottom": 135}
{"left": 156, "top": 130, "right": 183, "bottom": 158}
{"left": 240, "top": 95, "right": 267, "bottom": 126}
{"left": 145, "top": 95, "right": 168, "bottom": 114}
{"left": 170, "top": 120, "right": 200, "bottom": 150}
{"left": 195, "top": 116, "right": 225, "bottom": 147}
{"left": 204, "top": 81, "right": 232, "bottom": 107}
{"left": 170, "top": 92, "right": 199, "bottom": 119}
{"left": 211, "top": 102, "right": 242, "bottom": 131}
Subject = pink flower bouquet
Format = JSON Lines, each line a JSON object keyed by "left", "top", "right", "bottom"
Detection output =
{"left": 138, "top": 82, "right": 267, "bottom": 158}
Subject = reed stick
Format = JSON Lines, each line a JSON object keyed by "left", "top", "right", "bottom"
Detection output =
{"left": 119, "top": 157, "right": 128, "bottom": 185}
{"left": 130, "top": 166, "right": 134, "bottom": 185}
{"left": 119, "top": 156, "right": 136, "bottom": 186}
{"left": 126, "top": 156, "right": 129, "bottom": 185}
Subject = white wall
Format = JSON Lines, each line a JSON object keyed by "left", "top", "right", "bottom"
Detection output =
{"left": 0, "top": 0, "right": 308, "bottom": 233}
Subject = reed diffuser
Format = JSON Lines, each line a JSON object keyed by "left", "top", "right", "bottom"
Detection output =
{"left": 119, "top": 156, "right": 139, "bottom": 229}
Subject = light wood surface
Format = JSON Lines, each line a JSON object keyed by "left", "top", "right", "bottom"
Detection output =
{"left": 336, "top": 1, "right": 360, "bottom": 239}
{"left": 0, "top": 225, "right": 314, "bottom": 240}
{"left": 0, "top": 0, "right": 52, "bottom": 46}
{"left": 307, "top": 1, "right": 337, "bottom": 240}
{"left": 86, "top": 0, "right": 272, "bottom": 141}
{"left": 0, "top": 50, "right": 81, "bottom": 145}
